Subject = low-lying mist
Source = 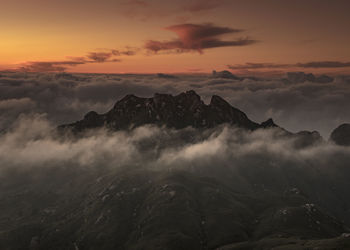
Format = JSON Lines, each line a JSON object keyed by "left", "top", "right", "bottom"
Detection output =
{"left": 1, "top": 114, "right": 349, "bottom": 176}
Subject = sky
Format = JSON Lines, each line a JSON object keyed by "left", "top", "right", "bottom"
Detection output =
{"left": 1, "top": 0, "right": 350, "bottom": 74}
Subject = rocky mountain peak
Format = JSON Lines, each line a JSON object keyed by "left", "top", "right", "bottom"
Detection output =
{"left": 57, "top": 90, "right": 330, "bottom": 148}
{"left": 260, "top": 118, "right": 278, "bottom": 128}
{"left": 59, "top": 90, "right": 261, "bottom": 132}
{"left": 210, "top": 95, "right": 230, "bottom": 107}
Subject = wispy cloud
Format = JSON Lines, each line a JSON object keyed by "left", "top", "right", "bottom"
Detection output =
{"left": 19, "top": 61, "right": 86, "bottom": 72}
{"left": 296, "top": 61, "right": 350, "bottom": 68}
{"left": 16, "top": 48, "right": 137, "bottom": 72}
{"left": 228, "top": 61, "right": 350, "bottom": 71}
{"left": 227, "top": 63, "right": 292, "bottom": 70}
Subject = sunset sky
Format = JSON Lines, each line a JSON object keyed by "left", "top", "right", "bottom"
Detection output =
{"left": 1, "top": 0, "right": 350, "bottom": 74}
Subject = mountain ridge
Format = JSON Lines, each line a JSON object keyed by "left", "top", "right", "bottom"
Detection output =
{"left": 58, "top": 90, "right": 330, "bottom": 148}
{"left": 58, "top": 90, "right": 289, "bottom": 133}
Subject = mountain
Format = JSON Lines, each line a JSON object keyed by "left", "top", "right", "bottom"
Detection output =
{"left": 330, "top": 123, "right": 350, "bottom": 146}
{"left": 285, "top": 72, "right": 333, "bottom": 84}
{"left": 59, "top": 90, "right": 260, "bottom": 132}
{"left": 1, "top": 163, "right": 350, "bottom": 250}
{"left": 212, "top": 70, "right": 241, "bottom": 80}
{"left": 59, "top": 91, "right": 324, "bottom": 148}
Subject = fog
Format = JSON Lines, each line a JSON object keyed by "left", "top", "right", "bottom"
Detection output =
{"left": 1, "top": 114, "right": 349, "bottom": 178}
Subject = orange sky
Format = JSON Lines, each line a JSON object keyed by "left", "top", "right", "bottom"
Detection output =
{"left": 1, "top": 0, "right": 350, "bottom": 74}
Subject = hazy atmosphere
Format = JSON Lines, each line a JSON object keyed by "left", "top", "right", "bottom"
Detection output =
{"left": 1, "top": 1, "right": 350, "bottom": 250}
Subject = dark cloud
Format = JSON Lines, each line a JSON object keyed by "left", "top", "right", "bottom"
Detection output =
{"left": 19, "top": 61, "right": 86, "bottom": 72}
{"left": 16, "top": 48, "right": 137, "bottom": 72}
{"left": 228, "top": 61, "right": 350, "bottom": 71}
{"left": 296, "top": 61, "right": 350, "bottom": 68}
{"left": 145, "top": 23, "right": 257, "bottom": 54}
{"left": 86, "top": 49, "right": 137, "bottom": 63}
{"left": 228, "top": 63, "right": 292, "bottom": 70}
{"left": 111, "top": 49, "right": 137, "bottom": 56}
{"left": 86, "top": 52, "right": 115, "bottom": 63}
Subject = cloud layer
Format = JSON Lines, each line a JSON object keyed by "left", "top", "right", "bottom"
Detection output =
{"left": 1, "top": 114, "right": 349, "bottom": 179}
{"left": 0, "top": 72, "right": 349, "bottom": 137}
{"left": 228, "top": 61, "right": 350, "bottom": 71}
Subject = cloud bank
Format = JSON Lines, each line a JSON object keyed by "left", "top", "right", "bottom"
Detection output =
{"left": 1, "top": 114, "right": 349, "bottom": 191}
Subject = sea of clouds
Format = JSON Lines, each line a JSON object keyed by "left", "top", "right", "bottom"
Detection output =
{"left": 1, "top": 72, "right": 350, "bottom": 176}
{"left": 1, "top": 72, "right": 349, "bottom": 137}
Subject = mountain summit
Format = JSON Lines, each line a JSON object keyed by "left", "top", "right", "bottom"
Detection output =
{"left": 59, "top": 90, "right": 260, "bottom": 132}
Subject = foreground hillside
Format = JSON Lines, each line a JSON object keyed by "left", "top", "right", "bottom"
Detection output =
{"left": 1, "top": 162, "right": 350, "bottom": 250}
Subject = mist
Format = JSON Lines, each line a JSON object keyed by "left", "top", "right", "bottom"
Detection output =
{"left": 1, "top": 113, "right": 349, "bottom": 176}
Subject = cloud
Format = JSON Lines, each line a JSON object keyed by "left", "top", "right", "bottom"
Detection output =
{"left": 19, "top": 61, "right": 86, "bottom": 72}
{"left": 0, "top": 72, "right": 349, "bottom": 138}
{"left": 296, "top": 61, "right": 350, "bottom": 68}
{"left": 1, "top": 115, "right": 350, "bottom": 185}
{"left": 228, "top": 61, "right": 350, "bottom": 71}
{"left": 86, "top": 49, "right": 137, "bottom": 63}
{"left": 15, "top": 48, "right": 137, "bottom": 72}
{"left": 228, "top": 63, "right": 292, "bottom": 70}
{"left": 145, "top": 23, "right": 257, "bottom": 54}
{"left": 111, "top": 49, "right": 137, "bottom": 56}
{"left": 86, "top": 52, "right": 114, "bottom": 63}
{"left": 0, "top": 72, "right": 177, "bottom": 131}
{"left": 0, "top": 98, "right": 37, "bottom": 131}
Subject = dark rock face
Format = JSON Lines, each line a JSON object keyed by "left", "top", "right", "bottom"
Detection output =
{"left": 260, "top": 118, "right": 278, "bottom": 128}
{"left": 330, "top": 123, "right": 350, "bottom": 146}
{"left": 59, "top": 90, "right": 259, "bottom": 132}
